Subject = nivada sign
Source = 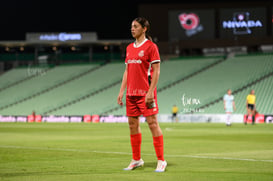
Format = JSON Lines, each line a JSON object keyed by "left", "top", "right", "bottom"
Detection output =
{"left": 222, "top": 12, "right": 263, "bottom": 35}
{"left": 219, "top": 7, "right": 266, "bottom": 38}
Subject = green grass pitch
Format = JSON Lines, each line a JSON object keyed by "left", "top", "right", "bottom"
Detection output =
{"left": 0, "top": 122, "right": 272, "bottom": 181}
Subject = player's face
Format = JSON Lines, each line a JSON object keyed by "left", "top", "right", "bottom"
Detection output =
{"left": 131, "top": 21, "right": 146, "bottom": 39}
{"left": 228, "top": 90, "right": 232, "bottom": 95}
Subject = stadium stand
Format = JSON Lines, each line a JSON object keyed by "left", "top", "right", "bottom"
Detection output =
{"left": 204, "top": 73, "right": 273, "bottom": 114}
{"left": 156, "top": 53, "right": 273, "bottom": 114}
{"left": 50, "top": 84, "right": 121, "bottom": 115}
{"left": 108, "top": 56, "right": 224, "bottom": 115}
{"left": 49, "top": 57, "right": 223, "bottom": 115}
{"left": 0, "top": 62, "right": 123, "bottom": 115}
{"left": 0, "top": 63, "right": 101, "bottom": 114}
{"left": 157, "top": 57, "right": 223, "bottom": 89}
{"left": 0, "top": 65, "right": 50, "bottom": 92}
{"left": 0, "top": 53, "right": 272, "bottom": 116}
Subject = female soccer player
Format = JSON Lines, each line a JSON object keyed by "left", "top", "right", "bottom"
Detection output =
{"left": 117, "top": 17, "right": 167, "bottom": 172}
{"left": 223, "top": 89, "right": 236, "bottom": 126}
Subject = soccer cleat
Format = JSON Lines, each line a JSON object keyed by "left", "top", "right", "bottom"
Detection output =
{"left": 226, "top": 123, "right": 232, "bottom": 127}
{"left": 123, "top": 159, "right": 144, "bottom": 170}
{"left": 155, "top": 160, "right": 167, "bottom": 172}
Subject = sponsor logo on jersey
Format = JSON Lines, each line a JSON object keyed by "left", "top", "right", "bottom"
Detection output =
{"left": 138, "top": 50, "right": 144, "bottom": 57}
{"left": 127, "top": 59, "right": 142, "bottom": 64}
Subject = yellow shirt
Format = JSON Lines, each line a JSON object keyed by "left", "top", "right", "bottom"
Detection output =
{"left": 246, "top": 94, "right": 256, "bottom": 104}
{"left": 172, "top": 106, "right": 178, "bottom": 113}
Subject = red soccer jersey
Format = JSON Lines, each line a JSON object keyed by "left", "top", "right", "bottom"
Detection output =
{"left": 125, "top": 39, "right": 160, "bottom": 96}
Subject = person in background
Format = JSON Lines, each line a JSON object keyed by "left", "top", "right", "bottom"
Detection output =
{"left": 172, "top": 105, "right": 179, "bottom": 122}
{"left": 223, "top": 89, "right": 236, "bottom": 126}
{"left": 246, "top": 89, "right": 256, "bottom": 125}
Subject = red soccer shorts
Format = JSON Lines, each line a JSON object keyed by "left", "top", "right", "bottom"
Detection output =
{"left": 126, "top": 96, "right": 159, "bottom": 117}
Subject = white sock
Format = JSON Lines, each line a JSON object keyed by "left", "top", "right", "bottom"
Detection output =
{"left": 226, "top": 114, "right": 231, "bottom": 125}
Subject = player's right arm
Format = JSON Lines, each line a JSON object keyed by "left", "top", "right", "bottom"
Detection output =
{"left": 117, "top": 64, "right": 128, "bottom": 106}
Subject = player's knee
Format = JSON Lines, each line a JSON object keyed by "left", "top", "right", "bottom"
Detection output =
{"left": 148, "top": 122, "right": 158, "bottom": 130}
{"left": 147, "top": 117, "right": 158, "bottom": 130}
{"left": 129, "top": 124, "right": 137, "bottom": 131}
{"left": 128, "top": 120, "right": 139, "bottom": 131}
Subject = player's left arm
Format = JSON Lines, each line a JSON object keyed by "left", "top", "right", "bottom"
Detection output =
{"left": 145, "top": 62, "right": 160, "bottom": 104}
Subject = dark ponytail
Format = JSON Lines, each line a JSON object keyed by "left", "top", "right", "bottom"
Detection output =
{"left": 146, "top": 32, "right": 153, "bottom": 42}
{"left": 133, "top": 17, "right": 153, "bottom": 42}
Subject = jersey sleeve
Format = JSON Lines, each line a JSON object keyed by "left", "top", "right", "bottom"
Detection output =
{"left": 223, "top": 94, "right": 227, "bottom": 101}
{"left": 149, "top": 43, "right": 161, "bottom": 64}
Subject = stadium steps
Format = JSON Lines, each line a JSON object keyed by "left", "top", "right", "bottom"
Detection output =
{"left": 0, "top": 65, "right": 52, "bottom": 92}
{"left": 210, "top": 76, "right": 273, "bottom": 114}
{"left": 43, "top": 57, "right": 224, "bottom": 115}
{"left": 0, "top": 63, "right": 103, "bottom": 111}
{"left": 42, "top": 79, "right": 122, "bottom": 115}
{"left": 101, "top": 56, "right": 226, "bottom": 115}
{"left": 157, "top": 57, "right": 226, "bottom": 92}
{"left": 0, "top": 62, "right": 125, "bottom": 115}
{"left": 184, "top": 53, "right": 273, "bottom": 114}
{"left": 197, "top": 71, "right": 273, "bottom": 114}
{"left": 40, "top": 62, "right": 126, "bottom": 115}
{"left": 152, "top": 53, "right": 273, "bottom": 114}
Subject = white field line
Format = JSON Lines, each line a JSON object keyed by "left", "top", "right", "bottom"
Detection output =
{"left": 1, "top": 145, "right": 273, "bottom": 163}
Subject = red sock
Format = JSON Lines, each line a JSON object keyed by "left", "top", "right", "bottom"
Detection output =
{"left": 153, "top": 135, "right": 164, "bottom": 161}
{"left": 130, "top": 133, "right": 142, "bottom": 160}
